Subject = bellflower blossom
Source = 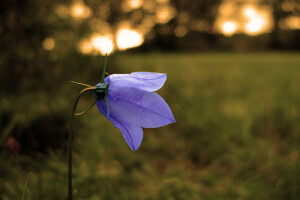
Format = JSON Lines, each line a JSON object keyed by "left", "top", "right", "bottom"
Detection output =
{"left": 71, "top": 56, "right": 175, "bottom": 151}
{"left": 95, "top": 72, "right": 175, "bottom": 151}
{"left": 69, "top": 57, "right": 175, "bottom": 200}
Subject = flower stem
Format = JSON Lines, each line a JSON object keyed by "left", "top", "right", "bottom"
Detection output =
{"left": 100, "top": 54, "right": 108, "bottom": 83}
{"left": 68, "top": 86, "right": 95, "bottom": 200}
{"left": 68, "top": 117, "right": 73, "bottom": 200}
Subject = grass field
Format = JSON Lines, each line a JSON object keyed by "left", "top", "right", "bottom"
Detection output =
{"left": 1, "top": 52, "right": 300, "bottom": 199}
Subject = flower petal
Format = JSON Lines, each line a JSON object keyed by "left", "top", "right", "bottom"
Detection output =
{"left": 115, "top": 123, "right": 143, "bottom": 151}
{"left": 97, "top": 99, "right": 143, "bottom": 151}
{"left": 100, "top": 87, "right": 175, "bottom": 128}
{"left": 105, "top": 72, "right": 167, "bottom": 92}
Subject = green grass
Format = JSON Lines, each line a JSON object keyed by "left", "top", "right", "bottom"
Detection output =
{"left": 1, "top": 52, "right": 300, "bottom": 199}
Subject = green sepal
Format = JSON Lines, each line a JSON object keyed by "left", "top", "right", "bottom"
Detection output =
{"left": 96, "top": 54, "right": 109, "bottom": 117}
{"left": 95, "top": 82, "right": 108, "bottom": 99}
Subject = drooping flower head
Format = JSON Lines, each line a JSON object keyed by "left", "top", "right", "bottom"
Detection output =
{"left": 72, "top": 55, "right": 175, "bottom": 151}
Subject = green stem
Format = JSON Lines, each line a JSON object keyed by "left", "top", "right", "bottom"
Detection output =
{"left": 68, "top": 117, "right": 73, "bottom": 200}
{"left": 68, "top": 87, "right": 95, "bottom": 200}
{"left": 100, "top": 54, "right": 108, "bottom": 83}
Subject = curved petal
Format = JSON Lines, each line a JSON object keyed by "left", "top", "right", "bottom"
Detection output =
{"left": 115, "top": 123, "right": 143, "bottom": 151}
{"left": 97, "top": 99, "right": 143, "bottom": 151}
{"left": 100, "top": 87, "right": 175, "bottom": 128}
{"left": 104, "top": 72, "right": 167, "bottom": 92}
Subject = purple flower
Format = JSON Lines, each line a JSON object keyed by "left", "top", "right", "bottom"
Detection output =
{"left": 95, "top": 72, "right": 175, "bottom": 151}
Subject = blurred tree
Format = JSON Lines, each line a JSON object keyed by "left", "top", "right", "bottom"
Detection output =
{"left": 172, "top": 0, "right": 222, "bottom": 30}
{"left": 171, "top": 0, "right": 222, "bottom": 49}
{"left": 262, "top": 0, "right": 300, "bottom": 48}
{"left": 0, "top": 0, "right": 68, "bottom": 94}
{"left": 0, "top": 0, "right": 85, "bottom": 153}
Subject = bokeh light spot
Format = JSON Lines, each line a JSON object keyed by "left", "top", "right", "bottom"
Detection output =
{"left": 280, "top": 16, "right": 300, "bottom": 30}
{"left": 243, "top": 6, "right": 256, "bottom": 18}
{"left": 70, "top": 2, "right": 91, "bottom": 19}
{"left": 215, "top": 1, "right": 273, "bottom": 36}
{"left": 155, "top": 6, "right": 176, "bottom": 24}
{"left": 78, "top": 39, "right": 93, "bottom": 54}
{"left": 222, "top": 21, "right": 237, "bottom": 36}
{"left": 42, "top": 38, "right": 55, "bottom": 51}
{"left": 122, "top": 0, "right": 143, "bottom": 12}
{"left": 116, "top": 29, "right": 144, "bottom": 50}
{"left": 245, "top": 16, "right": 265, "bottom": 35}
{"left": 175, "top": 25, "right": 187, "bottom": 37}
{"left": 91, "top": 35, "right": 114, "bottom": 55}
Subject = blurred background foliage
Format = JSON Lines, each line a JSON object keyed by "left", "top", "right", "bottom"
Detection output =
{"left": 0, "top": 0, "right": 300, "bottom": 199}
